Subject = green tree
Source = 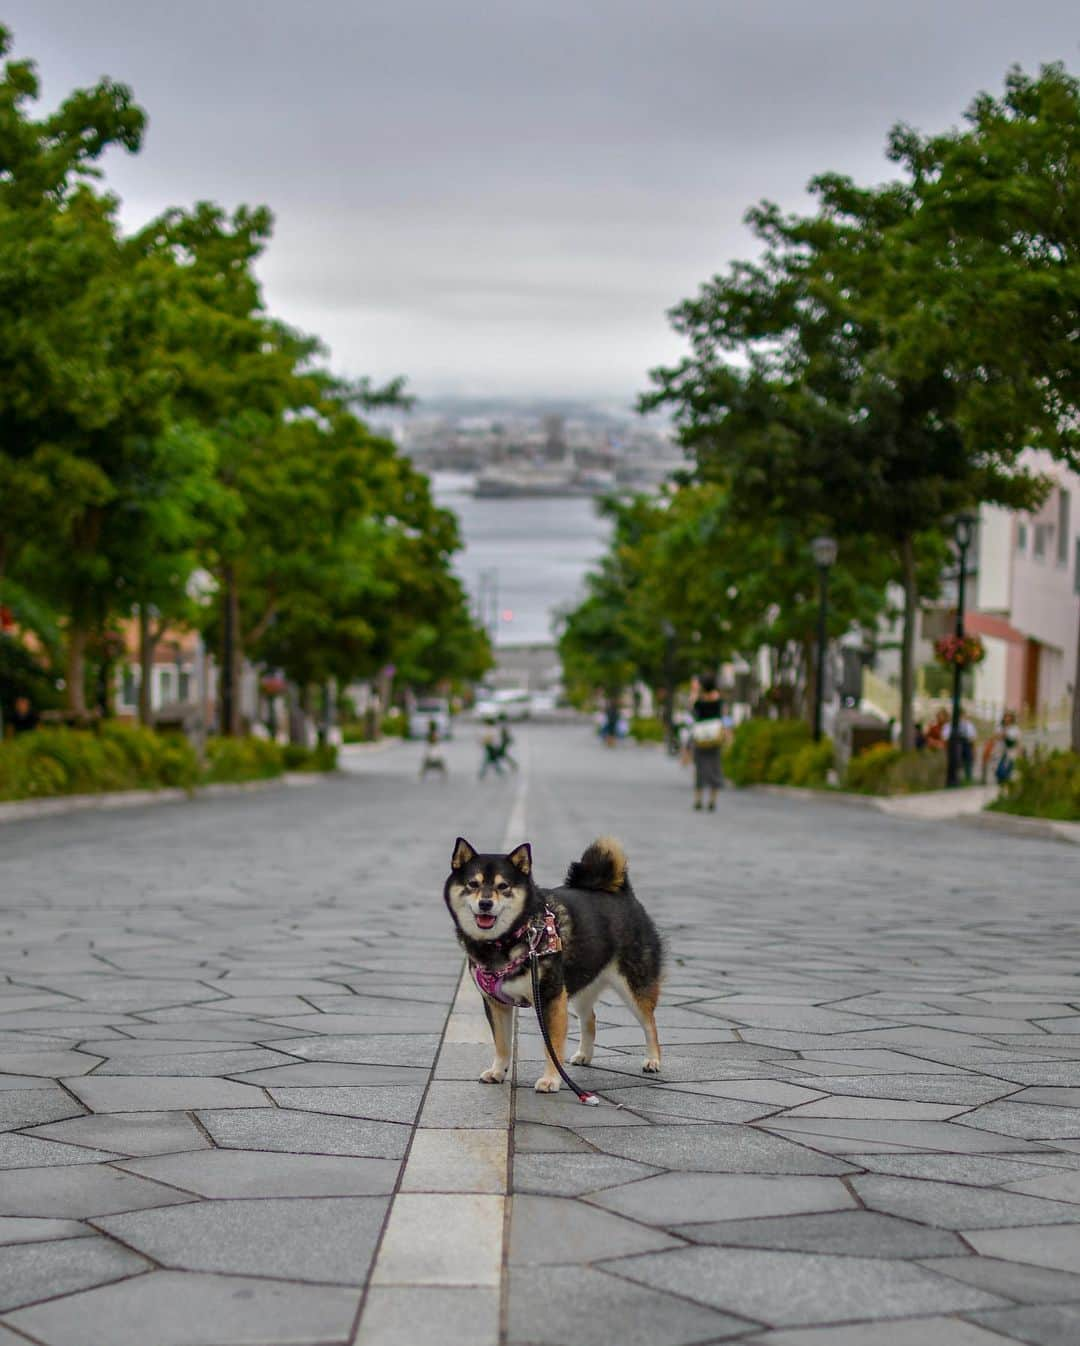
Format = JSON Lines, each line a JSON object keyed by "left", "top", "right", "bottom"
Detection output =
{"left": 0, "top": 25, "right": 171, "bottom": 714}
{"left": 244, "top": 405, "right": 489, "bottom": 701}
{"left": 882, "top": 63, "right": 1080, "bottom": 745}
{"left": 644, "top": 161, "right": 1045, "bottom": 745}
{"left": 559, "top": 485, "right": 892, "bottom": 719}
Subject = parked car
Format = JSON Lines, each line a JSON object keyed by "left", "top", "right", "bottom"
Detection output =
{"left": 472, "top": 688, "right": 530, "bottom": 721}
{"left": 409, "top": 698, "right": 452, "bottom": 740}
{"left": 493, "top": 688, "right": 531, "bottom": 721}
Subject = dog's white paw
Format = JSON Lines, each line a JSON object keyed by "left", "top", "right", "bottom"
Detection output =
{"left": 642, "top": 1057, "right": 661, "bottom": 1073}
{"left": 570, "top": 1051, "right": 592, "bottom": 1066}
{"left": 479, "top": 1065, "right": 508, "bottom": 1084}
{"left": 534, "top": 1076, "right": 561, "bottom": 1093}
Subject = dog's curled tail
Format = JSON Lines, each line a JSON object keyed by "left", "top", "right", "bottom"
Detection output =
{"left": 565, "top": 836, "right": 628, "bottom": 893}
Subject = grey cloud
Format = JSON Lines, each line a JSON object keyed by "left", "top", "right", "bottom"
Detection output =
{"left": 9, "top": 0, "right": 1079, "bottom": 396}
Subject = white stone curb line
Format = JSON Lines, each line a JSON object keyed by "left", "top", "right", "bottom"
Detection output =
{"left": 0, "top": 772, "right": 337, "bottom": 825}
{"left": 354, "top": 770, "right": 528, "bottom": 1346}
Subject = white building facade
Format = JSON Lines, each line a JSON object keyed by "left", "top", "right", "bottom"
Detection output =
{"left": 971, "top": 450, "right": 1080, "bottom": 730}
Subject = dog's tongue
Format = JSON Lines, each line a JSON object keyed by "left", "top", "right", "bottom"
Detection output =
{"left": 475, "top": 913, "right": 497, "bottom": 930}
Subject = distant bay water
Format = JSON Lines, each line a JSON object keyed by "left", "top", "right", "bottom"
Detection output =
{"left": 432, "top": 472, "right": 612, "bottom": 647}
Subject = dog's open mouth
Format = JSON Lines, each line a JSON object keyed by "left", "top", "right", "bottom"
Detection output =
{"left": 474, "top": 912, "right": 497, "bottom": 930}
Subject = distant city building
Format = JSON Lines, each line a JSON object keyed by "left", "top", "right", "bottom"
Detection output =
{"left": 384, "top": 400, "right": 681, "bottom": 494}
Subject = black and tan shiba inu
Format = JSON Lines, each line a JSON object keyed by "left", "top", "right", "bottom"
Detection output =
{"left": 443, "top": 836, "right": 664, "bottom": 1093}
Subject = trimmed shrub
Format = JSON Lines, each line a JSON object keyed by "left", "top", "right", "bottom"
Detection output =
{"left": 989, "top": 749, "right": 1080, "bottom": 822}
{"left": 629, "top": 716, "right": 665, "bottom": 743}
{"left": 845, "top": 743, "right": 947, "bottom": 795}
{"left": 100, "top": 722, "right": 199, "bottom": 789}
{"left": 844, "top": 743, "right": 901, "bottom": 793}
{"left": 381, "top": 710, "right": 408, "bottom": 738}
{"left": 0, "top": 724, "right": 198, "bottom": 800}
{"left": 725, "top": 718, "right": 813, "bottom": 787}
{"left": 340, "top": 720, "right": 370, "bottom": 744}
{"left": 201, "top": 736, "right": 284, "bottom": 784}
{"left": 282, "top": 743, "right": 338, "bottom": 772}
{"left": 787, "top": 739, "right": 834, "bottom": 787}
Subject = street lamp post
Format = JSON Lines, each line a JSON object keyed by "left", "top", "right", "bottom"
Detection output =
{"left": 811, "top": 537, "right": 838, "bottom": 743}
{"left": 947, "top": 513, "right": 978, "bottom": 789}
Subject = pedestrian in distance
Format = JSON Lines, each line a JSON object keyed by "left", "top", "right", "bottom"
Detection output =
{"left": 496, "top": 715, "right": 518, "bottom": 772}
{"left": 690, "top": 674, "right": 726, "bottom": 812}
{"left": 984, "top": 709, "right": 1022, "bottom": 785}
{"left": 8, "top": 695, "right": 39, "bottom": 736}
{"left": 943, "top": 707, "right": 977, "bottom": 784}
{"left": 419, "top": 719, "right": 448, "bottom": 780}
{"left": 478, "top": 719, "right": 505, "bottom": 778}
{"left": 601, "top": 698, "right": 620, "bottom": 748}
{"left": 925, "top": 707, "right": 950, "bottom": 751}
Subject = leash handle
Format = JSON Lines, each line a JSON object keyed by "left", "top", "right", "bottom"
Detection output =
{"left": 529, "top": 954, "right": 598, "bottom": 1105}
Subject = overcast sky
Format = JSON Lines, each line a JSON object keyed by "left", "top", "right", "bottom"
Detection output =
{"left": 7, "top": 2, "right": 1079, "bottom": 405}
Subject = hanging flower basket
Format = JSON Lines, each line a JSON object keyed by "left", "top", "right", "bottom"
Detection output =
{"left": 934, "top": 633, "right": 985, "bottom": 669}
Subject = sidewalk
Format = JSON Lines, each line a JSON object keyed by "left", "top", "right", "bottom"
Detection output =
{"left": 1, "top": 725, "right": 1079, "bottom": 1344}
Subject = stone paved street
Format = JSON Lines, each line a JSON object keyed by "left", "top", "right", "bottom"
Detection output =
{"left": 2, "top": 724, "right": 1079, "bottom": 1345}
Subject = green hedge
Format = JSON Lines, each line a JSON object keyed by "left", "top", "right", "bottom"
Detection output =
{"left": 786, "top": 739, "right": 835, "bottom": 787}
{"left": 0, "top": 727, "right": 339, "bottom": 802}
{"left": 381, "top": 710, "right": 408, "bottom": 738}
{"left": 725, "top": 718, "right": 833, "bottom": 787}
{"left": 629, "top": 716, "right": 665, "bottom": 743}
{"left": 989, "top": 749, "right": 1080, "bottom": 822}
{"left": 282, "top": 743, "right": 338, "bottom": 772}
{"left": 201, "top": 736, "right": 284, "bottom": 783}
{"left": 0, "top": 723, "right": 198, "bottom": 800}
{"left": 845, "top": 743, "right": 947, "bottom": 795}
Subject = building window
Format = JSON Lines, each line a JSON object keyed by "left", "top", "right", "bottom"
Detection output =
{"left": 179, "top": 670, "right": 191, "bottom": 702}
{"left": 1059, "top": 489, "right": 1071, "bottom": 566}
{"left": 1033, "top": 523, "right": 1050, "bottom": 561}
{"left": 1017, "top": 521, "right": 1028, "bottom": 552}
{"left": 120, "top": 667, "right": 139, "bottom": 707}
{"left": 158, "top": 668, "right": 174, "bottom": 704}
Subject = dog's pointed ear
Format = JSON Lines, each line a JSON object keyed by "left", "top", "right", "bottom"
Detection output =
{"left": 451, "top": 837, "right": 476, "bottom": 871}
{"left": 507, "top": 842, "right": 532, "bottom": 876}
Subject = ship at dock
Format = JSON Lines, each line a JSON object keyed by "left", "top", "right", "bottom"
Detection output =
{"left": 473, "top": 466, "right": 617, "bottom": 498}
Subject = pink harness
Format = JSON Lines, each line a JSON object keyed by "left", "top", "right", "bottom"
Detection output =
{"left": 471, "top": 907, "right": 561, "bottom": 1007}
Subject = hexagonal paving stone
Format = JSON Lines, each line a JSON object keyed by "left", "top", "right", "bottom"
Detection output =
{"left": 0, "top": 1235, "right": 149, "bottom": 1312}
{"left": 94, "top": 1196, "right": 390, "bottom": 1283}
{"left": 668, "top": 1209, "right": 966, "bottom": 1258}
{"left": 568, "top": 1123, "right": 856, "bottom": 1174}
{"left": 507, "top": 1265, "right": 751, "bottom": 1345}
{"left": 194, "top": 1107, "right": 410, "bottom": 1158}
{"left": 0, "top": 1164, "right": 194, "bottom": 1218}
{"left": 24, "top": 1111, "right": 210, "bottom": 1157}
{"left": 602, "top": 1246, "right": 1010, "bottom": 1327}
{"left": 508, "top": 1195, "right": 684, "bottom": 1264}
{"left": 852, "top": 1175, "right": 1080, "bottom": 1230}
{"left": 4, "top": 1269, "right": 361, "bottom": 1345}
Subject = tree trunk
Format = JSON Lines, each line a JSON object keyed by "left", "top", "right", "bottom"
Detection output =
{"left": 292, "top": 684, "right": 312, "bottom": 746}
{"left": 899, "top": 535, "right": 918, "bottom": 751}
{"left": 66, "top": 619, "right": 88, "bottom": 718}
{"left": 138, "top": 606, "right": 155, "bottom": 727}
{"left": 802, "top": 636, "right": 815, "bottom": 729}
{"left": 1071, "top": 594, "right": 1080, "bottom": 754}
{"left": 220, "top": 567, "right": 243, "bottom": 736}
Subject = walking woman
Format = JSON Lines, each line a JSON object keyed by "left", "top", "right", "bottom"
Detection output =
{"left": 690, "top": 675, "right": 725, "bottom": 811}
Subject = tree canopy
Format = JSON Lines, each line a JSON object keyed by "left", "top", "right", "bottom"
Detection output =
{"left": 0, "top": 25, "right": 490, "bottom": 726}
{"left": 617, "top": 60, "right": 1077, "bottom": 742}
